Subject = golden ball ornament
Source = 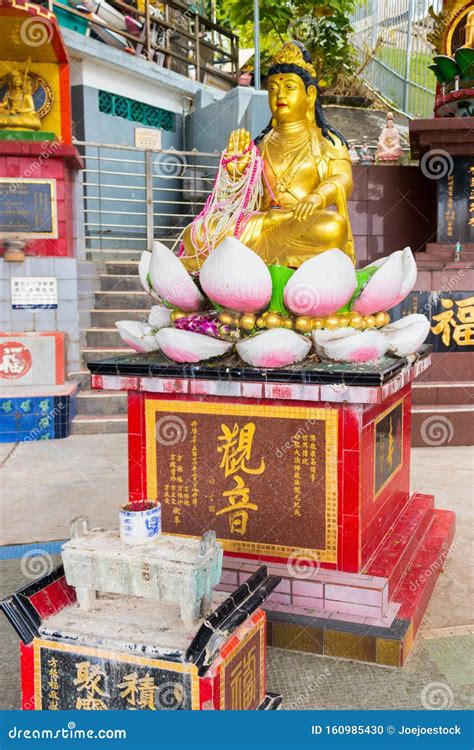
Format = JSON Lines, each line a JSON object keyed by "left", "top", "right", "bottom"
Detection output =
{"left": 312, "top": 317, "right": 323, "bottom": 330}
{"left": 324, "top": 315, "right": 339, "bottom": 330}
{"left": 256, "top": 316, "right": 266, "bottom": 329}
{"left": 349, "top": 313, "right": 363, "bottom": 329}
{"left": 219, "top": 311, "right": 234, "bottom": 325}
{"left": 240, "top": 314, "right": 256, "bottom": 331}
{"left": 171, "top": 310, "right": 186, "bottom": 322}
{"left": 338, "top": 315, "right": 350, "bottom": 328}
{"left": 364, "top": 315, "right": 376, "bottom": 329}
{"left": 295, "top": 316, "right": 312, "bottom": 333}
{"left": 374, "top": 312, "right": 387, "bottom": 328}
{"left": 266, "top": 313, "right": 282, "bottom": 328}
{"left": 282, "top": 318, "right": 294, "bottom": 329}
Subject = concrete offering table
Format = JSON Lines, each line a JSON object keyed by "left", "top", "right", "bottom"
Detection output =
{"left": 62, "top": 529, "right": 223, "bottom": 625}
{"left": 88, "top": 345, "right": 455, "bottom": 667}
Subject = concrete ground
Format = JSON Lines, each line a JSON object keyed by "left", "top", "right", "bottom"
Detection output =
{"left": 0, "top": 437, "right": 473, "bottom": 710}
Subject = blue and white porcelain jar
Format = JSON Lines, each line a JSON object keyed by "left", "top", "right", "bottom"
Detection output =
{"left": 119, "top": 501, "right": 161, "bottom": 545}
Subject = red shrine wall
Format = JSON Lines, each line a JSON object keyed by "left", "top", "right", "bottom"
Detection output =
{"left": 0, "top": 143, "right": 81, "bottom": 258}
{"left": 350, "top": 165, "right": 437, "bottom": 265}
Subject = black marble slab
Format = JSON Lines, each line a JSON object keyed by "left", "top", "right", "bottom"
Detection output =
{"left": 87, "top": 345, "right": 431, "bottom": 388}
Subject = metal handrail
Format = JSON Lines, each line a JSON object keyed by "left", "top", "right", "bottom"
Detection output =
{"left": 77, "top": 140, "right": 220, "bottom": 258}
{"left": 44, "top": 0, "right": 238, "bottom": 86}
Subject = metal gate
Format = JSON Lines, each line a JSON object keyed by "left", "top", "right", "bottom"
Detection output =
{"left": 350, "top": 0, "right": 443, "bottom": 118}
{"left": 75, "top": 141, "right": 220, "bottom": 260}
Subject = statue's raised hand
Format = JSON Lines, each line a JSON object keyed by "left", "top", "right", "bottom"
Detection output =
{"left": 224, "top": 128, "right": 252, "bottom": 179}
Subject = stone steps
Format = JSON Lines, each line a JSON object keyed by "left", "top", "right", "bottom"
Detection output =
{"left": 76, "top": 390, "right": 128, "bottom": 416}
{"left": 86, "top": 328, "right": 123, "bottom": 347}
{"left": 100, "top": 274, "right": 143, "bottom": 292}
{"left": 91, "top": 309, "right": 149, "bottom": 326}
{"left": 94, "top": 290, "right": 151, "bottom": 309}
{"left": 412, "top": 381, "right": 474, "bottom": 406}
{"left": 71, "top": 257, "right": 151, "bottom": 433}
{"left": 71, "top": 414, "right": 128, "bottom": 434}
{"left": 105, "top": 260, "right": 139, "bottom": 276}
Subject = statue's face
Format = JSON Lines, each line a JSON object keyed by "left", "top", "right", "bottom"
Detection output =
{"left": 268, "top": 73, "right": 315, "bottom": 124}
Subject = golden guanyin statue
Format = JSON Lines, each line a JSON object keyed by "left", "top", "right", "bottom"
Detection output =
{"left": 181, "top": 42, "right": 354, "bottom": 271}
{"left": 116, "top": 41, "right": 430, "bottom": 369}
{"left": 0, "top": 65, "right": 41, "bottom": 131}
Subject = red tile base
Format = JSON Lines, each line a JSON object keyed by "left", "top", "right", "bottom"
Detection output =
{"left": 221, "top": 498, "right": 456, "bottom": 666}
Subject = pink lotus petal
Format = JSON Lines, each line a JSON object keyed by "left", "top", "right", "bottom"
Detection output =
{"left": 200, "top": 237, "right": 272, "bottom": 312}
{"left": 284, "top": 249, "right": 357, "bottom": 317}
{"left": 319, "top": 330, "right": 388, "bottom": 363}
{"left": 150, "top": 241, "right": 204, "bottom": 312}
{"left": 354, "top": 249, "right": 416, "bottom": 315}
{"left": 156, "top": 328, "right": 232, "bottom": 363}
{"left": 236, "top": 329, "right": 311, "bottom": 368}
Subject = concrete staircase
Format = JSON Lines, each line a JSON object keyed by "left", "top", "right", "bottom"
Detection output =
{"left": 72, "top": 260, "right": 152, "bottom": 434}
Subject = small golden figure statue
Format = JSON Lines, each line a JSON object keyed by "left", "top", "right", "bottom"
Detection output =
{"left": 0, "top": 64, "right": 41, "bottom": 131}
{"left": 461, "top": 9, "right": 474, "bottom": 49}
{"left": 181, "top": 42, "right": 354, "bottom": 270}
{"left": 375, "top": 112, "right": 403, "bottom": 163}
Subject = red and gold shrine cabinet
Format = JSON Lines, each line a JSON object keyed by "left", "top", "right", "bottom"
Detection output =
{"left": 90, "top": 348, "right": 431, "bottom": 575}
{"left": 2, "top": 565, "right": 282, "bottom": 710}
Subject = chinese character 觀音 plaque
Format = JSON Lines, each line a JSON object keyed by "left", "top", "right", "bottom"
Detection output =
{"left": 146, "top": 400, "right": 338, "bottom": 562}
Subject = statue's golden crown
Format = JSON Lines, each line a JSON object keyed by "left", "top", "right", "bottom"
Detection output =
{"left": 270, "top": 42, "right": 317, "bottom": 79}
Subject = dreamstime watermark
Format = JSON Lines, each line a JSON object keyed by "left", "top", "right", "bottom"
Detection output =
{"left": 410, "top": 269, "right": 465, "bottom": 321}
{"left": 409, "top": 537, "right": 460, "bottom": 594}
{"left": 9, "top": 139, "right": 64, "bottom": 193}
{"left": 20, "top": 548, "right": 54, "bottom": 580}
{"left": 20, "top": 17, "right": 54, "bottom": 48}
{"left": 276, "top": 417, "right": 320, "bottom": 459}
{"left": 421, "top": 682, "right": 454, "bottom": 710}
{"left": 156, "top": 681, "right": 185, "bottom": 710}
{"left": 7, "top": 401, "right": 66, "bottom": 460}
{"left": 288, "top": 15, "right": 318, "bottom": 43}
{"left": 8, "top": 723, "right": 127, "bottom": 740}
{"left": 284, "top": 282, "right": 321, "bottom": 317}
{"left": 420, "top": 149, "right": 454, "bottom": 180}
{"left": 292, "top": 667, "right": 332, "bottom": 709}
{"left": 287, "top": 549, "right": 320, "bottom": 580}
{"left": 155, "top": 0, "right": 197, "bottom": 48}
{"left": 420, "top": 415, "right": 454, "bottom": 447}
{"left": 153, "top": 150, "right": 188, "bottom": 179}
{"left": 155, "top": 415, "right": 187, "bottom": 445}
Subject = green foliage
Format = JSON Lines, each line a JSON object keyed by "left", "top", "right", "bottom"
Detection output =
{"left": 220, "top": 0, "right": 358, "bottom": 87}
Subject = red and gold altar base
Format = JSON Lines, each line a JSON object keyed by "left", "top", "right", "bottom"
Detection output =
{"left": 2, "top": 565, "right": 282, "bottom": 711}
{"left": 89, "top": 349, "right": 456, "bottom": 666}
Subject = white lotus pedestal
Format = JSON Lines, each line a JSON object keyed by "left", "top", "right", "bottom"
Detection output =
{"left": 89, "top": 346, "right": 456, "bottom": 667}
